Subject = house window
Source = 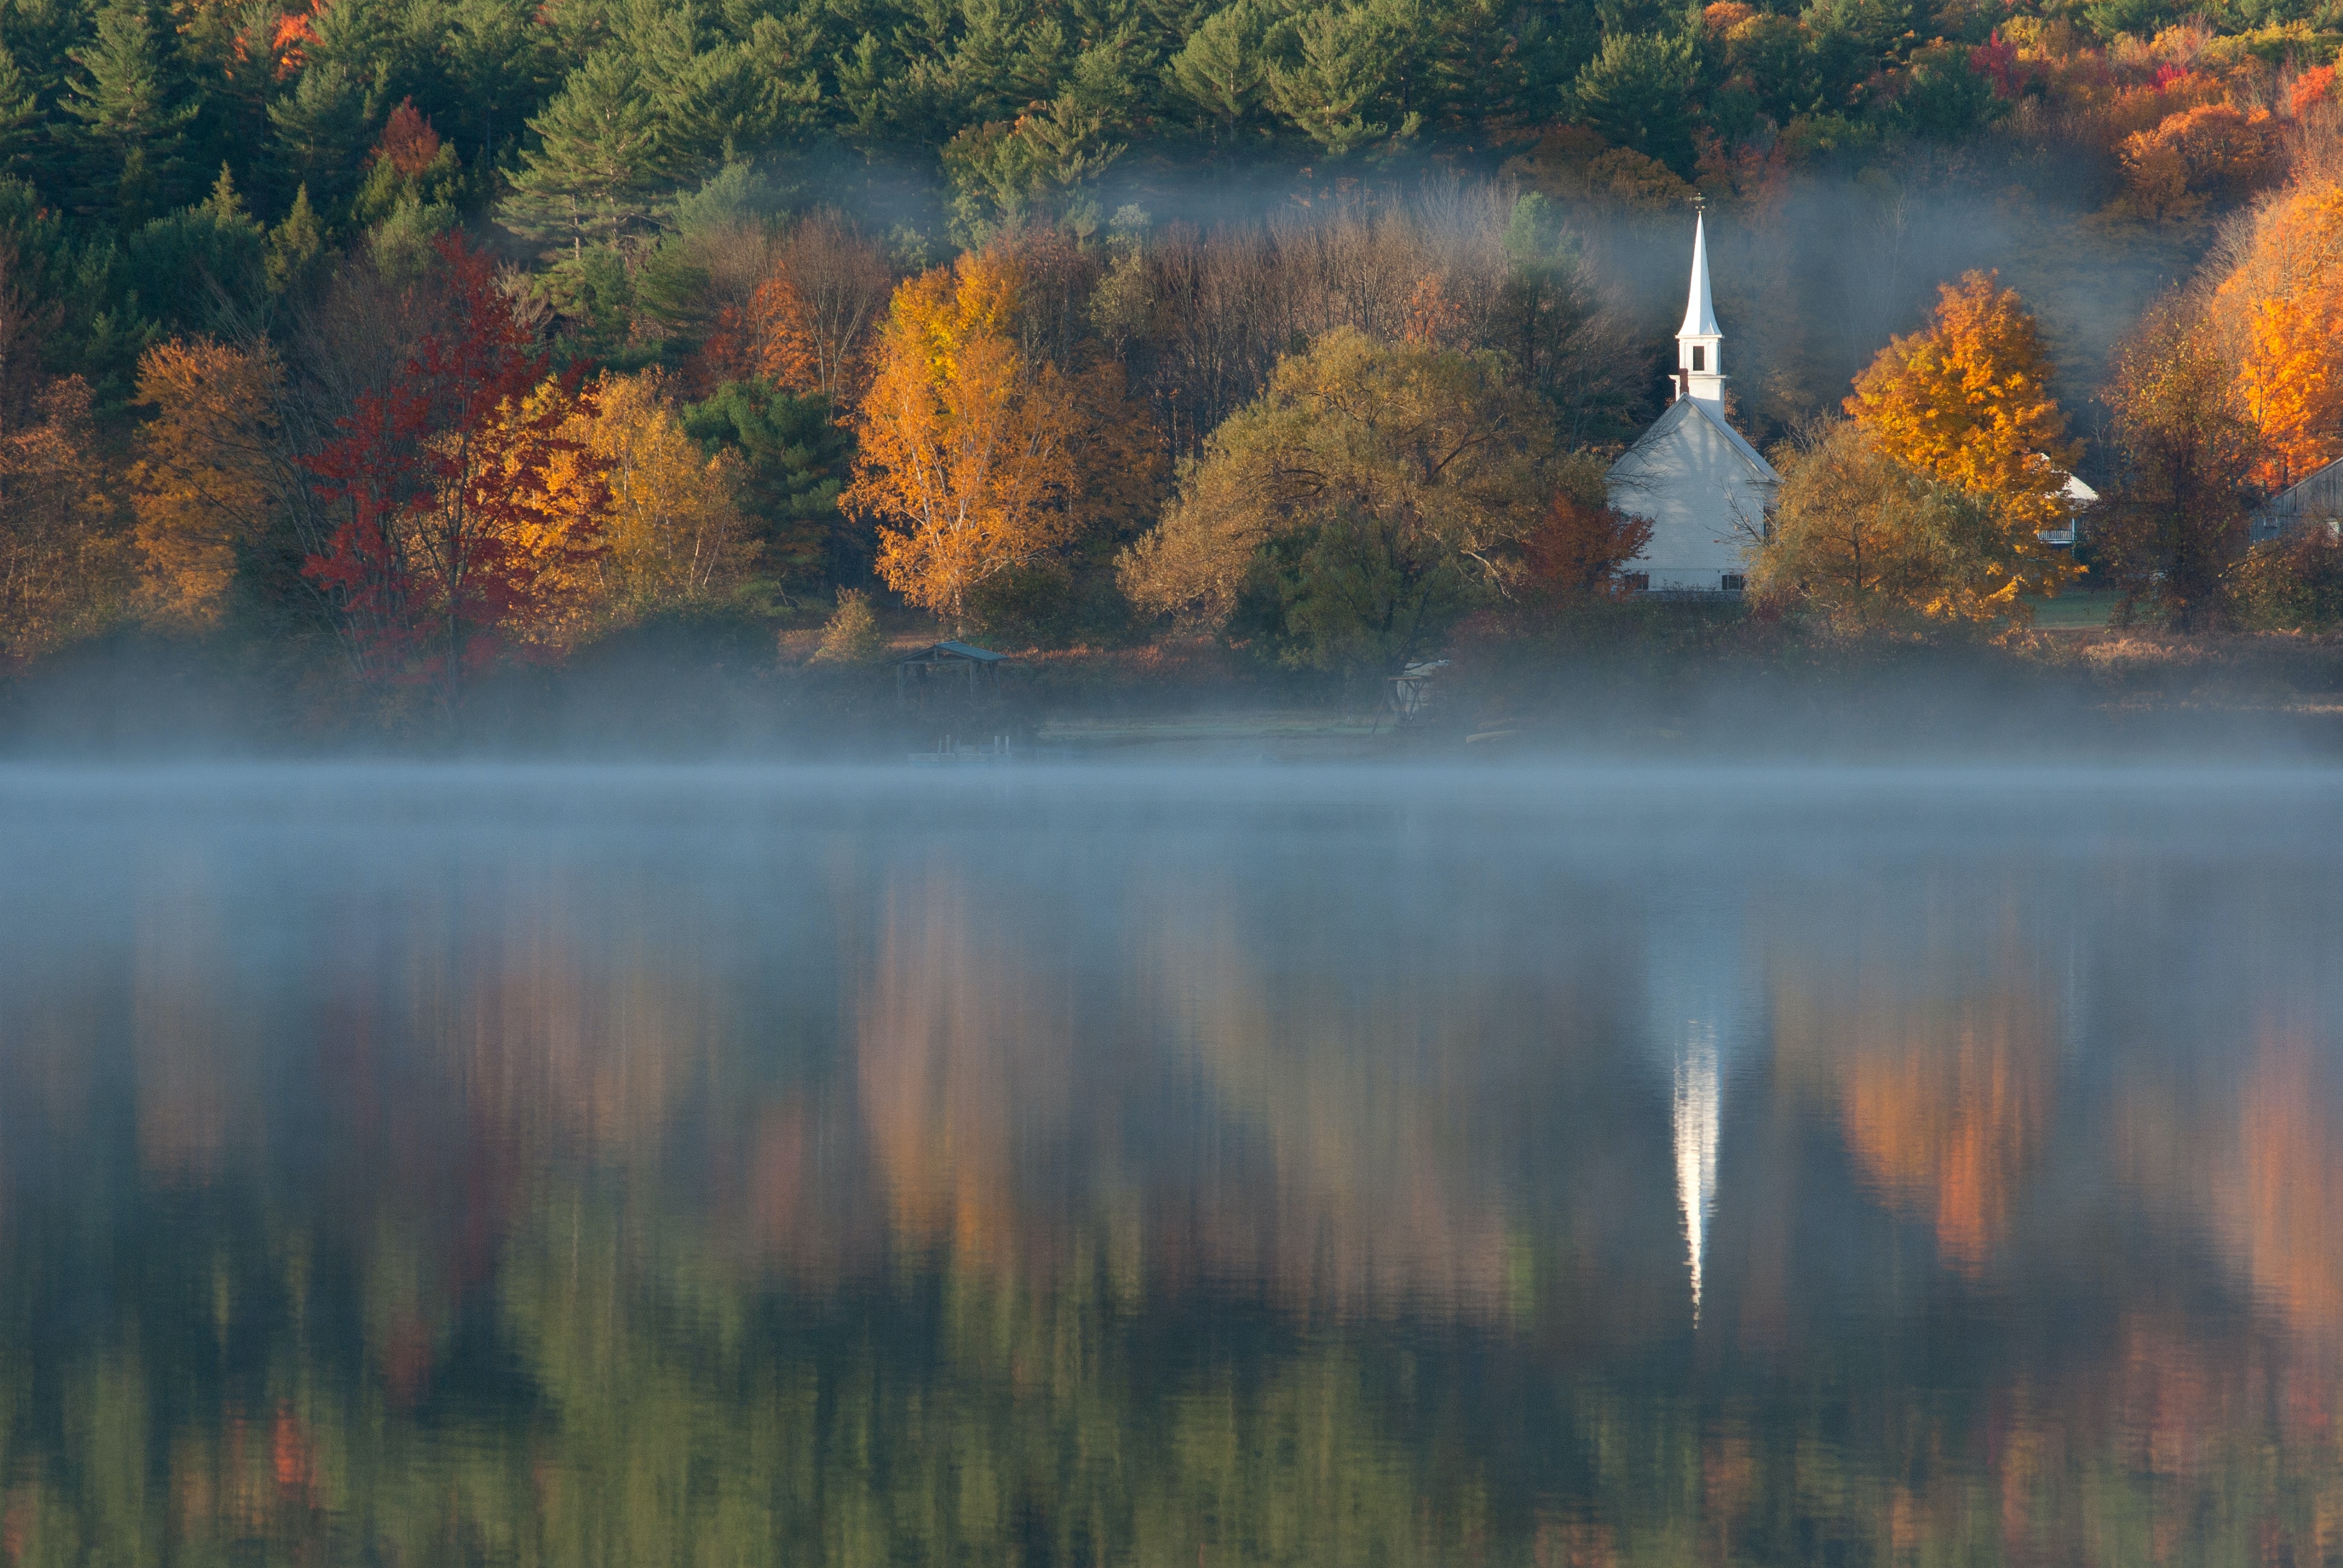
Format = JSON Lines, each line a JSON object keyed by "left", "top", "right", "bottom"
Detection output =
{"left": 1621, "top": 572, "right": 1651, "bottom": 593}
{"left": 1691, "top": 346, "right": 1705, "bottom": 372}
{"left": 1719, "top": 573, "right": 1746, "bottom": 592}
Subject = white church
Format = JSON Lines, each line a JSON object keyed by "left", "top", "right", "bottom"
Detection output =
{"left": 1606, "top": 212, "right": 1780, "bottom": 593}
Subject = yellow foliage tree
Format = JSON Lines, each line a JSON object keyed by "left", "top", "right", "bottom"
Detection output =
{"left": 128, "top": 337, "right": 289, "bottom": 628}
{"left": 2211, "top": 177, "right": 2343, "bottom": 488}
{"left": 568, "top": 370, "right": 753, "bottom": 621}
{"left": 485, "top": 376, "right": 611, "bottom": 653}
{"left": 1846, "top": 270, "right": 2082, "bottom": 598}
{"left": 845, "top": 247, "right": 1081, "bottom": 622}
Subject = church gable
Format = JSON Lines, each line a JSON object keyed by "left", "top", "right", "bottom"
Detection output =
{"left": 1602, "top": 213, "right": 1779, "bottom": 593}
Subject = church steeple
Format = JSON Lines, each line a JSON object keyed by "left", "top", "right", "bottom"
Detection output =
{"left": 1676, "top": 209, "right": 1724, "bottom": 409}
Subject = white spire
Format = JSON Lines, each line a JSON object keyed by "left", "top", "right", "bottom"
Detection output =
{"left": 1678, "top": 211, "right": 1719, "bottom": 338}
{"left": 1674, "top": 209, "right": 1723, "bottom": 408}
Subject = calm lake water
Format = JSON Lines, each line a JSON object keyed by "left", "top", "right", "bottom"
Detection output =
{"left": 1, "top": 763, "right": 2340, "bottom": 1565}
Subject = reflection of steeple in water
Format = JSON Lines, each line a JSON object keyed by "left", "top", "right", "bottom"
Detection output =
{"left": 1646, "top": 894, "right": 1753, "bottom": 1325}
{"left": 1673, "top": 1028, "right": 1721, "bottom": 1319}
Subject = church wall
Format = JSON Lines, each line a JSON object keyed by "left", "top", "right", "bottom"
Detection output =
{"left": 1607, "top": 413, "right": 1774, "bottom": 592}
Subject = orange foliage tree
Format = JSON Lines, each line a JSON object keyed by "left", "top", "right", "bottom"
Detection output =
{"left": 2290, "top": 64, "right": 2336, "bottom": 119}
{"left": 1519, "top": 490, "right": 1653, "bottom": 601}
{"left": 2119, "top": 102, "right": 2284, "bottom": 221}
{"left": 845, "top": 247, "right": 1083, "bottom": 623}
{"left": 0, "top": 256, "right": 119, "bottom": 662}
{"left": 723, "top": 214, "right": 894, "bottom": 405}
{"left": 129, "top": 337, "right": 291, "bottom": 627}
{"left": 1846, "top": 270, "right": 2082, "bottom": 598}
{"left": 2210, "top": 177, "right": 2343, "bottom": 488}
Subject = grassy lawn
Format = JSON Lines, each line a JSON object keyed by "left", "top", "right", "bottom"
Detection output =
{"left": 2031, "top": 592, "right": 2119, "bottom": 630}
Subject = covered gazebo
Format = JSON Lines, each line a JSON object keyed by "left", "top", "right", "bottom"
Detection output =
{"left": 896, "top": 640, "right": 1011, "bottom": 703}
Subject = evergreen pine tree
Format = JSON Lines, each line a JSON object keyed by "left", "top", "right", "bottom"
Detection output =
{"left": 1168, "top": 4, "right": 1268, "bottom": 135}
{"left": 266, "top": 62, "right": 370, "bottom": 223}
{"left": 266, "top": 183, "right": 324, "bottom": 292}
{"left": 0, "top": 42, "right": 38, "bottom": 178}
{"left": 502, "top": 48, "right": 678, "bottom": 256}
{"left": 2, "top": 0, "right": 90, "bottom": 200}
{"left": 60, "top": 0, "right": 196, "bottom": 225}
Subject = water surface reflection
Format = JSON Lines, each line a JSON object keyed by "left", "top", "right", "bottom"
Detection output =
{"left": 0, "top": 765, "right": 2338, "bottom": 1564}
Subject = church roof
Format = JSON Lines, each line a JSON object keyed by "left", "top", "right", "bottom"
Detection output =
{"left": 1608, "top": 396, "right": 1780, "bottom": 486}
{"left": 1677, "top": 212, "right": 1719, "bottom": 339}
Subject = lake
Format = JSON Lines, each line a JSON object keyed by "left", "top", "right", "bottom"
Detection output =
{"left": 0, "top": 762, "right": 2338, "bottom": 1565}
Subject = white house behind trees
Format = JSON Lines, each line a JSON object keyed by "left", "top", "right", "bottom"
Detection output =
{"left": 1606, "top": 212, "right": 1780, "bottom": 592}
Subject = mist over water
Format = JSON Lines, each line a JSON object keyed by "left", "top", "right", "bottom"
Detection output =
{"left": 4, "top": 760, "right": 2341, "bottom": 1561}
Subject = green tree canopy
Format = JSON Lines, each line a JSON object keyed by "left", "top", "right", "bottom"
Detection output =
{"left": 1119, "top": 326, "right": 1555, "bottom": 668}
{"left": 60, "top": 0, "right": 195, "bottom": 224}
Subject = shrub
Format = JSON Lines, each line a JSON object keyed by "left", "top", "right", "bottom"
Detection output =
{"left": 810, "top": 588, "right": 885, "bottom": 662}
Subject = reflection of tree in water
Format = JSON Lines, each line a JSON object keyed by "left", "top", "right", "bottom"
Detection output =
{"left": 856, "top": 865, "right": 1076, "bottom": 1271}
{"left": 15, "top": 820, "right": 2343, "bottom": 1562}
{"left": 1828, "top": 984, "right": 2056, "bottom": 1272}
{"left": 2225, "top": 1030, "right": 2343, "bottom": 1340}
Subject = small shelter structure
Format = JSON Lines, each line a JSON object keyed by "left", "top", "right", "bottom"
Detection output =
{"left": 2251, "top": 457, "right": 2343, "bottom": 544}
{"left": 2036, "top": 474, "right": 2097, "bottom": 548}
{"left": 896, "top": 640, "right": 1011, "bottom": 703}
{"left": 1386, "top": 659, "right": 1448, "bottom": 724}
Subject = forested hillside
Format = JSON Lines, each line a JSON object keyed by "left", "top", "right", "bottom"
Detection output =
{"left": 0, "top": 0, "right": 2340, "bottom": 728}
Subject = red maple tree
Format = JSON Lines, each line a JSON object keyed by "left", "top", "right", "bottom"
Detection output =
{"left": 375, "top": 99, "right": 442, "bottom": 177}
{"left": 304, "top": 234, "right": 608, "bottom": 697}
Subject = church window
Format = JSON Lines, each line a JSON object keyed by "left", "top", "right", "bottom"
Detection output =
{"left": 1621, "top": 572, "right": 1650, "bottom": 593}
{"left": 1720, "top": 573, "right": 1746, "bottom": 592}
{"left": 1691, "top": 346, "right": 1705, "bottom": 372}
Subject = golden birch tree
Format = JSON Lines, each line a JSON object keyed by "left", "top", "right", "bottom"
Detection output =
{"left": 845, "top": 247, "right": 1080, "bottom": 623}
{"left": 565, "top": 370, "right": 753, "bottom": 622}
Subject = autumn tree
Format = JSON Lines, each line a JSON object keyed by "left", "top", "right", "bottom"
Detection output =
{"left": 1119, "top": 327, "right": 1553, "bottom": 672}
{"left": 1747, "top": 420, "right": 2019, "bottom": 629}
{"left": 845, "top": 247, "right": 1084, "bottom": 624}
{"left": 1846, "top": 270, "right": 2082, "bottom": 599}
{"left": 0, "top": 259, "right": 119, "bottom": 661}
{"left": 2234, "top": 528, "right": 2343, "bottom": 633}
{"left": 565, "top": 370, "right": 753, "bottom": 624}
{"left": 2117, "top": 103, "right": 2284, "bottom": 223}
{"left": 304, "top": 235, "right": 611, "bottom": 694}
{"left": 2092, "top": 298, "right": 2258, "bottom": 632}
{"left": 128, "top": 336, "right": 293, "bottom": 627}
{"left": 740, "top": 213, "right": 894, "bottom": 403}
{"left": 810, "top": 587, "right": 883, "bottom": 662}
{"left": 0, "top": 375, "right": 119, "bottom": 662}
{"left": 2209, "top": 175, "right": 2343, "bottom": 488}
{"left": 351, "top": 99, "right": 465, "bottom": 229}
{"left": 1519, "top": 492, "right": 1654, "bottom": 604}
